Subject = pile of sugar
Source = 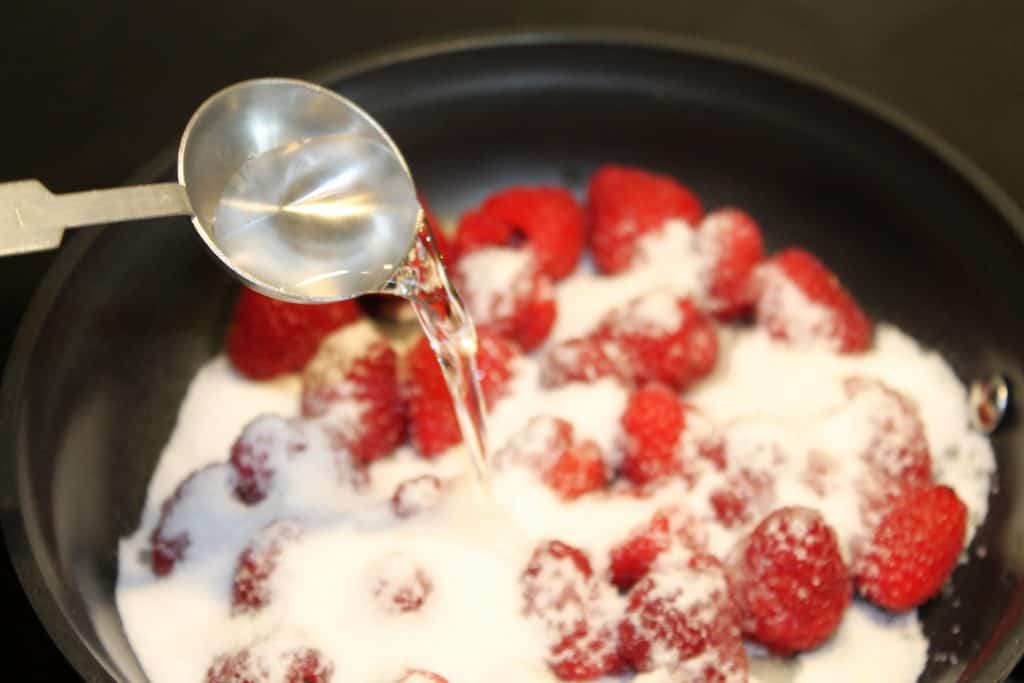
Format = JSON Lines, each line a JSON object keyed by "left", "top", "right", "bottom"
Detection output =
{"left": 117, "top": 223, "right": 996, "bottom": 683}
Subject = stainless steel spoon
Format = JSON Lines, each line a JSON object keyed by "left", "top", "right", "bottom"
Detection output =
{"left": 0, "top": 78, "right": 422, "bottom": 302}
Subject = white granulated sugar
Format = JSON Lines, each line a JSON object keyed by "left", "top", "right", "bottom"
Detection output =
{"left": 118, "top": 213, "right": 995, "bottom": 683}
{"left": 610, "top": 290, "right": 684, "bottom": 335}
{"left": 550, "top": 220, "right": 710, "bottom": 343}
{"left": 458, "top": 246, "right": 537, "bottom": 320}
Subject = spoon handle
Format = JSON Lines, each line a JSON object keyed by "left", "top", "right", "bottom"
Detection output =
{"left": 0, "top": 180, "right": 192, "bottom": 257}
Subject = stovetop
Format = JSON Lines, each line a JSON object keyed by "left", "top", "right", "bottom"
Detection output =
{"left": 1, "top": 0, "right": 1023, "bottom": 679}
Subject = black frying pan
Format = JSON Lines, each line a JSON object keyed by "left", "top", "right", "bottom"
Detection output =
{"left": 2, "top": 33, "right": 1023, "bottom": 683}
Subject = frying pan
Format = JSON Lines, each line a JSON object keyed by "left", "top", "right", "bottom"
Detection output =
{"left": 2, "top": 33, "right": 1023, "bottom": 683}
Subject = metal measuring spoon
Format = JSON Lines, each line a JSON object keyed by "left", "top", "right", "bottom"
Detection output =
{"left": 0, "top": 78, "right": 421, "bottom": 302}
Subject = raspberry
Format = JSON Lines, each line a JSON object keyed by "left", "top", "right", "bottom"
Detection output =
{"left": 609, "top": 506, "right": 707, "bottom": 590}
{"left": 709, "top": 468, "right": 775, "bottom": 529}
{"left": 620, "top": 385, "right": 723, "bottom": 487}
{"left": 541, "top": 337, "right": 632, "bottom": 388}
{"left": 496, "top": 416, "right": 575, "bottom": 472}
{"left": 754, "top": 248, "right": 872, "bottom": 352}
{"left": 205, "top": 649, "right": 267, "bottom": 683}
{"left": 699, "top": 208, "right": 765, "bottom": 320}
{"left": 521, "top": 541, "right": 625, "bottom": 680}
{"left": 855, "top": 485, "right": 967, "bottom": 611}
{"left": 842, "top": 377, "right": 933, "bottom": 530}
{"left": 454, "top": 247, "right": 557, "bottom": 350}
{"left": 371, "top": 553, "right": 434, "bottom": 613}
{"left": 226, "top": 288, "right": 362, "bottom": 380}
{"left": 395, "top": 671, "right": 448, "bottom": 683}
{"left": 587, "top": 164, "right": 703, "bottom": 274}
{"left": 454, "top": 187, "right": 586, "bottom": 280}
{"left": 228, "top": 416, "right": 311, "bottom": 505}
{"left": 301, "top": 323, "right": 405, "bottom": 465}
{"left": 542, "top": 440, "right": 609, "bottom": 501}
{"left": 391, "top": 474, "right": 444, "bottom": 518}
{"left": 727, "top": 507, "right": 851, "bottom": 655}
{"left": 231, "top": 519, "right": 303, "bottom": 614}
{"left": 283, "top": 648, "right": 334, "bottom": 683}
{"left": 151, "top": 464, "right": 233, "bottom": 576}
{"left": 598, "top": 294, "right": 718, "bottom": 392}
{"left": 618, "top": 555, "right": 747, "bottom": 681}
{"left": 404, "top": 329, "right": 517, "bottom": 457}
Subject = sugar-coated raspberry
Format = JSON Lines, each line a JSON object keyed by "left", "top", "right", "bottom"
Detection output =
{"left": 541, "top": 337, "right": 632, "bottom": 388}
{"left": 371, "top": 553, "right": 434, "bottom": 614}
{"left": 727, "top": 507, "right": 850, "bottom": 655}
{"left": 521, "top": 541, "right": 625, "bottom": 680}
{"left": 231, "top": 519, "right": 303, "bottom": 614}
{"left": 699, "top": 208, "right": 765, "bottom": 320}
{"left": 229, "top": 416, "right": 313, "bottom": 505}
{"left": 842, "top": 377, "right": 933, "bottom": 532}
{"left": 709, "top": 468, "right": 775, "bottom": 529}
{"left": 454, "top": 187, "right": 586, "bottom": 280}
{"left": 587, "top": 164, "right": 703, "bottom": 274}
{"left": 855, "top": 484, "right": 967, "bottom": 611}
{"left": 754, "top": 248, "right": 872, "bottom": 353}
{"left": 609, "top": 506, "right": 708, "bottom": 590}
{"left": 618, "top": 555, "right": 747, "bottom": 681}
{"left": 454, "top": 247, "right": 557, "bottom": 351}
{"left": 598, "top": 294, "right": 718, "bottom": 392}
{"left": 542, "top": 440, "right": 609, "bottom": 501}
{"left": 404, "top": 329, "right": 517, "bottom": 457}
{"left": 150, "top": 464, "right": 233, "bottom": 577}
{"left": 283, "top": 648, "right": 334, "bottom": 683}
{"left": 301, "top": 323, "right": 405, "bottom": 465}
{"left": 620, "top": 385, "right": 723, "bottom": 487}
{"left": 391, "top": 475, "right": 444, "bottom": 518}
{"left": 226, "top": 287, "right": 362, "bottom": 380}
{"left": 205, "top": 649, "right": 267, "bottom": 683}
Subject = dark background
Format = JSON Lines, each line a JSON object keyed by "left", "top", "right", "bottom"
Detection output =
{"left": 2, "top": 0, "right": 1023, "bottom": 679}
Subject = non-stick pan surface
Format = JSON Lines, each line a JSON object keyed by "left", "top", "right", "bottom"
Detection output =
{"left": 2, "top": 33, "right": 1023, "bottom": 683}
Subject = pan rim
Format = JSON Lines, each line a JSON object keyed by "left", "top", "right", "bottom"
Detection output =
{"left": 2, "top": 29, "right": 1022, "bottom": 682}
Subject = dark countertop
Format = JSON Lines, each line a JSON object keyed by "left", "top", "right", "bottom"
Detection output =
{"left": 2, "top": 1, "right": 1022, "bottom": 679}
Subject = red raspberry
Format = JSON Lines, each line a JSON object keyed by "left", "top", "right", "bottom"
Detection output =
{"left": 609, "top": 506, "right": 707, "bottom": 590}
{"left": 454, "top": 187, "right": 586, "bottom": 280}
{"left": 371, "top": 553, "right": 434, "bottom": 613}
{"left": 151, "top": 464, "right": 232, "bottom": 576}
{"left": 618, "top": 556, "right": 747, "bottom": 681}
{"left": 543, "top": 440, "right": 609, "bottom": 501}
{"left": 205, "top": 649, "right": 267, "bottom": 683}
{"left": 283, "top": 648, "right": 334, "bottom": 683}
{"left": 496, "top": 415, "right": 575, "bottom": 472}
{"left": 754, "top": 248, "right": 872, "bottom": 352}
{"left": 541, "top": 337, "right": 632, "bottom": 388}
{"left": 454, "top": 247, "right": 557, "bottom": 351}
{"left": 620, "top": 385, "right": 723, "bottom": 487}
{"left": 699, "top": 208, "right": 765, "bottom": 320}
{"left": 521, "top": 541, "right": 625, "bottom": 680}
{"left": 709, "top": 468, "right": 775, "bottom": 529}
{"left": 727, "top": 507, "right": 851, "bottom": 655}
{"left": 855, "top": 485, "right": 967, "bottom": 611}
{"left": 587, "top": 164, "right": 703, "bottom": 274}
{"left": 301, "top": 324, "right": 405, "bottom": 465}
{"left": 395, "top": 671, "right": 449, "bottom": 683}
{"left": 231, "top": 519, "right": 303, "bottom": 614}
{"left": 226, "top": 288, "right": 362, "bottom": 380}
{"left": 404, "top": 329, "right": 517, "bottom": 457}
{"left": 598, "top": 294, "right": 718, "bottom": 392}
{"left": 391, "top": 475, "right": 444, "bottom": 518}
{"left": 842, "top": 377, "right": 933, "bottom": 532}
{"left": 228, "top": 416, "right": 310, "bottom": 505}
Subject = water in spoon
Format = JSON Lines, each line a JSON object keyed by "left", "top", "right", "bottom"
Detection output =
{"left": 212, "top": 134, "right": 493, "bottom": 492}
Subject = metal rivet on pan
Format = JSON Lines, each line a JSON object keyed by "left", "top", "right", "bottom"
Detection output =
{"left": 968, "top": 374, "right": 1010, "bottom": 434}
